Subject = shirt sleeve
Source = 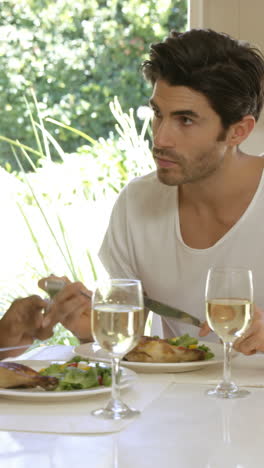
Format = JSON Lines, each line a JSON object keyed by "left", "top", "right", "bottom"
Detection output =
{"left": 98, "top": 186, "right": 138, "bottom": 279}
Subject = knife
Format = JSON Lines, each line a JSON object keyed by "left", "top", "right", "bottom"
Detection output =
{"left": 143, "top": 296, "right": 202, "bottom": 328}
{"left": 0, "top": 344, "right": 37, "bottom": 353}
{"left": 45, "top": 281, "right": 202, "bottom": 328}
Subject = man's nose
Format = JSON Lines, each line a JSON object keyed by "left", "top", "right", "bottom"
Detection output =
{"left": 153, "top": 120, "right": 174, "bottom": 148}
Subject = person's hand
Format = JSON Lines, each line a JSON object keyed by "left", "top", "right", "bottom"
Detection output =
{"left": 233, "top": 304, "right": 264, "bottom": 355}
{"left": 0, "top": 295, "right": 50, "bottom": 358}
{"left": 199, "top": 321, "right": 211, "bottom": 338}
{"left": 199, "top": 304, "right": 264, "bottom": 355}
{"left": 38, "top": 276, "right": 93, "bottom": 342}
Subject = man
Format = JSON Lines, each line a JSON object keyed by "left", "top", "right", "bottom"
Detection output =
{"left": 41, "top": 29, "right": 264, "bottom": 355}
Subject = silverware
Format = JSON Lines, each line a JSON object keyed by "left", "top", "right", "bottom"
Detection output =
{"left": 44, "top": 278, "right": 66, "bottom": 298}
{"left": 143, "top": 296, "right": 202, "bottom": 328}
{"left": 45, "top": 279, "right": 93, "bottom": 300}
{"left": 0, "top": 339, "right": 53, "bottom": 353}
{"left": 0, "top": 344, "right": 37, "bottom": 353}
{"left": 45, "top": 279, "right": 201, "bottom": 327}
{"left": 81, "top": 289, "right": 202, "bottom": 328}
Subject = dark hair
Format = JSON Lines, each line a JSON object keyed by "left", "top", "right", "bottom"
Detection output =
{"left": 142, "top": 29, "right": 264, "bottom": 128}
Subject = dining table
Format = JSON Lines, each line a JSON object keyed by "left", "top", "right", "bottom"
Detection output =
{"left": 0, "top": 342, "right": 264, "bottom": 468}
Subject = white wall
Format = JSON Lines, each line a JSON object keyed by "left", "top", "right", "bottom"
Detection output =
{"left": 188, "top": 0, "right": 264, "bottom": 155}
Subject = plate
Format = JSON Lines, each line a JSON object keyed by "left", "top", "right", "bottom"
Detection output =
{"left": 0, "top": 360, "right": 137, "bottom": 402}
{"left": 74, "top": 341, "right": 233, "bottom": 373}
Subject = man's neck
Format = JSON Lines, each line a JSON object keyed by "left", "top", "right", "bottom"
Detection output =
{"left": 179, "top": 150, "right": 262, "bottom": 211}
{"left": 177, "top": 151, "right": 264, "bottom": 248}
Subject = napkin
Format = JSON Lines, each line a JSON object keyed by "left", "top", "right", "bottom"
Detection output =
{"left": 9, "top": 344, "right": 76, "bottom": 362}
{"left": 0, "top": 345, "right": 172, "bottom": 434}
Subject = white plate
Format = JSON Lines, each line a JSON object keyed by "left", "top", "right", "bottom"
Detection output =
{"left": 0, "top": 360, "right": 137, "bottom": 402}
{"left": 74, "top": 341, "right": 233, "bottom": 373}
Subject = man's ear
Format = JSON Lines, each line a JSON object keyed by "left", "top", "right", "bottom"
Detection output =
{"left": 227, "top": 115, "right": 255, "bottom": 146}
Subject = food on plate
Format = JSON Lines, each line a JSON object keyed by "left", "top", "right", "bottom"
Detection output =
{"left": 0, "top": 356, "right": 112, "bottom": 391}
{"left": 166, "top": 334, "right": 214, "bottom": 360}
{"left": 39, "top": 356, "right": 112, "bottom": 391}
{"left": 0, "top": 362, "right": 58, "bottom": 389}
{"left": 124, "top": 334, "right": 214, "bottom": 363}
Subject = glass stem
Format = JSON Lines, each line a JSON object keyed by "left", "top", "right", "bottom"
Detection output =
{"left": 111, "top": 356, "right": 121, "bottom": 402}
{"left": 223, "top": 342, "right": 233, "bottom": 385}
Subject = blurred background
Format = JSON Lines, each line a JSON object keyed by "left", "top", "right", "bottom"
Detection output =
{"left": 0, "top": 0, "right": 187, "bottom": 344}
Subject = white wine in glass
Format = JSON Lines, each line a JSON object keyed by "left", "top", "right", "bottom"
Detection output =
{"left": 91, "top": 278, "right": 145, "bottom": 419}
{"left": 205, "top": 267, "right": 253, "bottom": 398}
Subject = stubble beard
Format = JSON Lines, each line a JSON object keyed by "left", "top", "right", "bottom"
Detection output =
{"left": 153, "top": 145, "right": 224, "bottom": 187}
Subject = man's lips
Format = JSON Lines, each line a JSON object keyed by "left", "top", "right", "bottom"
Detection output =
{"left": 155, "top": 156, "right": 179, "bottom": 168}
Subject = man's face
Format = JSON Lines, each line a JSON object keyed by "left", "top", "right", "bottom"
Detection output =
{"left": 150, "top": 80, "right": 229, "bottom": 186}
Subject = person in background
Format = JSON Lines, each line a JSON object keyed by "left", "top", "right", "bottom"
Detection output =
{"left": 38, "top": 277, "right": 93, "bottom": 343}
{"left": 0, "top": 279, "right": 93, "bottom": 359}
{"left": 20, "top": 29, "right": 264, "bottom": 356}
{"left": 0, "top": 295, "right": 49, "bottom": 359}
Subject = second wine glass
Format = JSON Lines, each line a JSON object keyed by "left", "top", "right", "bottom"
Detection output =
{"left": 91, "top": 278, "right": 145, "bottom": 419}
{"left": 205, "top": 267, "right": 253, "bottom": 398}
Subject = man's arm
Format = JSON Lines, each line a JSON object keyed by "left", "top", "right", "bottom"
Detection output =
{"left": 37, "top": 186, "right": 146, "bottom": 342}
{"left": 38, "top": 275, "right": 149, "bottom": 341}
{"left": 38, "top": 276, "right": 93, "bottom": 342}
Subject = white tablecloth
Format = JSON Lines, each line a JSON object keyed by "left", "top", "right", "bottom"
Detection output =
{"left": 172, "top": 353, "right": 264, "bottom": 387}
{"left": 1, "top": 345, "right": 264, "bottom": 435}
{"left": 0, "top": 345, "right": 172, "bottom": 434}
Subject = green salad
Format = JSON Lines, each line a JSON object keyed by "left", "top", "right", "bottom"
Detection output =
{"left": 39, "top": 355, "right": 112, "bottom": 391}
{"left": 166, "top": 334, "right": 214, "bottom": 360}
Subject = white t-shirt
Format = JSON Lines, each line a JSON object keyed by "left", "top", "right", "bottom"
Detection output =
{"left": 99, "top": 170, "right": 264, "bottom": 341}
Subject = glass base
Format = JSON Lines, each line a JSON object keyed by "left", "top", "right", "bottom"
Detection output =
{"left": 91, "top": 398, "right": 140, "bottom": 420}
{"left": 206, "top": 381, "right": 250, "bottom": 399}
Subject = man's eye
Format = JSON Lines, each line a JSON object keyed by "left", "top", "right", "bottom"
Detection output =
{"left": 181, "top": 116, "right": 193, "bottom": 125}
{"left": 150, "top": 108, "right": 161, "bottom": 118}
{"left": 154, "top": 110, "right": 161, "bottom": 118}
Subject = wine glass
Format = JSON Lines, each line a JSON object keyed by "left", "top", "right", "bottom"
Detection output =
{"left": 91, "top": 278, "right": 145, "bottom": 419}
{"left": 205, "top": 267, "right": 253, "bottom": 398}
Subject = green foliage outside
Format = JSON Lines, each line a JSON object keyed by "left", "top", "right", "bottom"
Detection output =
{"left": 0, "top": 0, "right": 187, "bottom": 169}
{"left": 0, "top": 0, "right": 187, "bottom": 346}
{"left": 0, "top": 95, "right": 155, "bottom": 346}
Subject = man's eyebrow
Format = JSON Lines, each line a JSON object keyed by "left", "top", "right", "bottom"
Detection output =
{"left": 149, "top": 99, "right": 200, "bottom": 119}
{"left": 171, "top": 109, "right": 200, "bottom": 119}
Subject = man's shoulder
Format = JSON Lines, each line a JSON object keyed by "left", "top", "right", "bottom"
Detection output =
{"left": 121, "top": 171, "right": 168, "bottom": 200}
{"left": 117, "top": 171, "right": 177, "bottom": 215}
{"left": 127, "top": 171, "right": 159, "bottom": 188}
{"left": 125, "top": 171, "right": 171, "bottom": 196}
{"left": 117, "top": 171, "right": 158, "bottom": 200}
